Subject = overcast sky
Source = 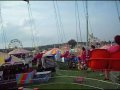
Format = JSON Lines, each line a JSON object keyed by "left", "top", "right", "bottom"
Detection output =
{"left": 0, "top": 1, "right": 120, "bottom": 49}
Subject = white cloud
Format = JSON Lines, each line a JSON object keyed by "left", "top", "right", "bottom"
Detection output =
{"left": 1, "top": 1, "right": 26, "bottom": 8}
{"left": 0, "top": 1, "right": 119, "bottom": 49}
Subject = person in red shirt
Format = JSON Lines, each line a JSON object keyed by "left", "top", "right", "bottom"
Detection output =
{"left": 33, "top": 51, "right": 43, "bottom": 68}
{"left": 78, "top": 47, "right": 88, "bottom": 70}
{"left": 35, "top": 52, "right": 43, "bottom": 60}
{"left": 61, "top": 50, "right": 70, "bottom": 63}
{"left": 88, "top": 45, "right": 96, "bottom": 59}
{"left": 104, "top": 35, "right": 120, "bottom": 80}
{"left": 80, "top": 47, "right": 86, "bottom": 64}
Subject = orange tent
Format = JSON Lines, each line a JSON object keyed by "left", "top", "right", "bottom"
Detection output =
{"left": 43, "top": 48, "right": 60, "bottom": 57}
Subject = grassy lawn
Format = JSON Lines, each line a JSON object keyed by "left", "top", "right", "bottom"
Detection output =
{"left": 27, "top": 83, "right": 99, "bottom": 89}
{"left": 24, "top": 62, "right": 120, "bottom": 89}
{"left": 24, "top": 69, "right": 120, "bottom": 89}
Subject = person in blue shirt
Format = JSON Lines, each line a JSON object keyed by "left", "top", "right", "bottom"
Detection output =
{"left": 5, "top": 55, "right": 12, "bottom": 62}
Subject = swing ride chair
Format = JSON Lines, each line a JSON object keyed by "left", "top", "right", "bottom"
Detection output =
{"left": 88, "top": 49, "right": 120, "bottom": 71}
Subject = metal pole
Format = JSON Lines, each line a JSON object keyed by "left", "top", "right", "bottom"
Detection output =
{"left": 86, "top": 0, "right": 89, "bottom": 60}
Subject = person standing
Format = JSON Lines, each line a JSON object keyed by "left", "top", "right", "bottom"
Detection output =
{"left": 78, "top": 47, "right": 87, "bottom": 70}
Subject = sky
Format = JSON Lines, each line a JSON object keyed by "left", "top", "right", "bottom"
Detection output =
{"left": 0, "top": 1, "right": 120, "bottom": 49}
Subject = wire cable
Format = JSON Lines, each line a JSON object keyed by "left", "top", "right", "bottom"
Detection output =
{"left": 115, "top": 0, "right": 120, "bottom": 24}
{"left": 75, "top": 1, "right": 79, "bottom": 44}
{"left": 55, "top": 1, "right": 66, "bottom": 43}
{"left": 76, "top": 0, "right": 82, "bottom": 43}
{"left": 82, "top": 1, "right": 93, "bottom": 38}
{"left": 53, "top": 1, "right": 62, "bottom": 45}
{"left": 26, "top": 2, "right": 36, "bottom": 48}
{"left": 0, "top": 2, "right": 7, "bottom": 50}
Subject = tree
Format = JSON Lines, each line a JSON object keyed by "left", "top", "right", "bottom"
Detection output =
{"left": 68, "top": 39, "right": 77, "bottom": 48}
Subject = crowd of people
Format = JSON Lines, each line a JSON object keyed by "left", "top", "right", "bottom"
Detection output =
{"left": 60, "top": 45, "right": 96, "bottom": 70}
{"left": 0, "top": 35, "right": 119, "bottom": 81}
{"left": 27, "top": 44, "right": 97, "bottom": 71}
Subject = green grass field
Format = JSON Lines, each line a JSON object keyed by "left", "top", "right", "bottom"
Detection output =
{"left": 25, "top": 62, "right": 120, "bottom": 89}
{"left": 24, "top": 69, "right": 120, "bottom": 89}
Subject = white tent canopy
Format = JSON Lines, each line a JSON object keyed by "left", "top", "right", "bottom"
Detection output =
{"left": 8, "top": 48, "right": 31, "bottom": 55}
{"left": 0, "top": 52, "right": 23, "bottom": 66}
